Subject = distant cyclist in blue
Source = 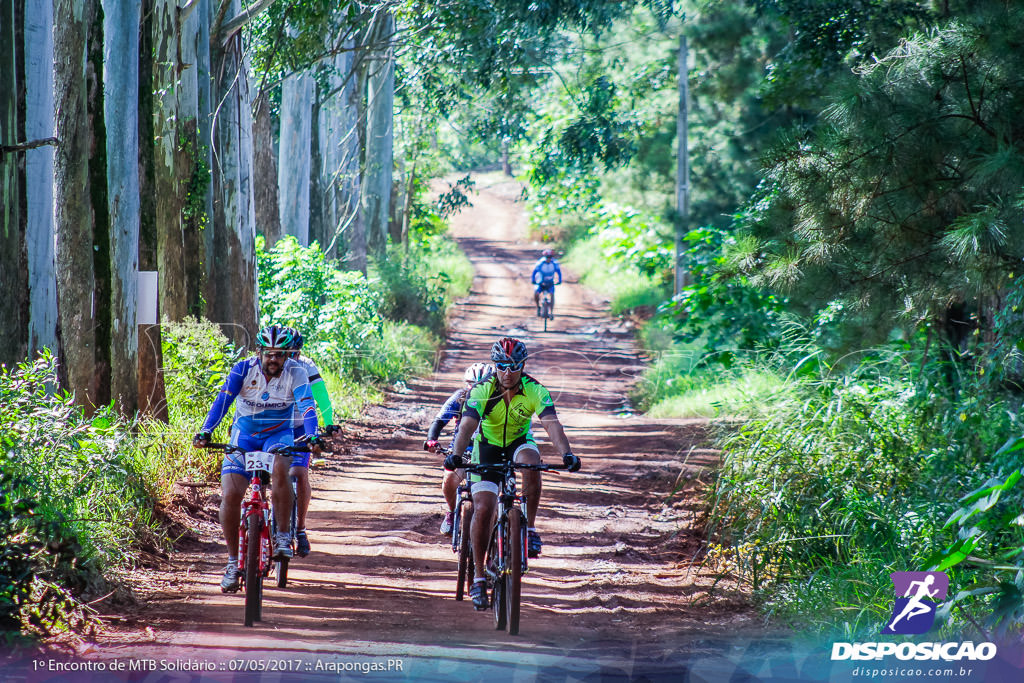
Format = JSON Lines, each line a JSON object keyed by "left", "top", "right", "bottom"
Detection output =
{"left": 193, "top": 324, "right": 324, "bottom": 593}
{"left": 532, "top": 248, "right": 562, "bottom": 317}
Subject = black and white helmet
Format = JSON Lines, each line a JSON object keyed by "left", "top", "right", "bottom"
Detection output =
{"left": 463, "top": 362, "right": 494, "bottom": 384}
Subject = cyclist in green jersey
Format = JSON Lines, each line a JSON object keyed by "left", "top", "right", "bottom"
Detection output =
{"left": 448, "top": 337, "right": 581, "bottom": 611}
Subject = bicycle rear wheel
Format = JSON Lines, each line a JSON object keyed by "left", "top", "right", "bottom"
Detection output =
{"left": 244, "top": 516, "right": 263, "bottom": 627}
{"left": 507, "top": 509, "right": 524, "bottom": 635}
{"left": 456, "top": 502, "right": 473, "bottom": 601}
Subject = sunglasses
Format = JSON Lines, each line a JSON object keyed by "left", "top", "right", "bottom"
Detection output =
{"left": 262, "top": 350, "right": 287, "bottom": 359}
{"left": 495, "top": 361, "right": 524, "bottom": 372}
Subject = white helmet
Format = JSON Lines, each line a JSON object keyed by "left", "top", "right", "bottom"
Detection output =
{"left": 464, "top": 362, "right": 494, "bottom": 384}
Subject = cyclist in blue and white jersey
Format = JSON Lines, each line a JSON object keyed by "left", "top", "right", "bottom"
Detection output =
{"left": 284, "top": 330, "right": 338, "bottom": 557}
{"left": 423, "top": 362, "right": 493, "bottom": 535}
{"left": 193, "top": 324, "right": 323, "bottom": 593}
{"left": 531, "top": 248, "right": 562, "bottom": 317}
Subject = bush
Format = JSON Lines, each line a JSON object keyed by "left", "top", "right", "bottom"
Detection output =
{"left": 158, "top": 317, "right": 241, "bottom": 481}
{"left": 0, "top": 353, "right": 160, "bottom": 637}
{"left": 708, "top": 351, "right": 1017, "bottom": 637}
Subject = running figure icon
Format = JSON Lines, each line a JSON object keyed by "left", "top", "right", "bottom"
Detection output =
{"left": 886, "top": 575, "right": 938, "bottom": 631}
{"left": 882, "top": 571, "right": 948, "bottom": 635}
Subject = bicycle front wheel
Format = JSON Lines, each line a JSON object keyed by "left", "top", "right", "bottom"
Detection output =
{"left": 490, "top": 523, "right": 507, "bottom": 631}
{"left": 244, "top": 515, "right": 263, "bottom": 627}
{"left": 506, "top": 509, "right": 524, "bottom": 635}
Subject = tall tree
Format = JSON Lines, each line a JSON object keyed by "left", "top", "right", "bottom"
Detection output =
{"left": 208, "top": 0, "right": 260, "bottom": 346}
{"left": 1, "top": 0, "right": 28, "bottom": 367}
{"left": 278, "top": 64, "right": 314, "bottom": 245}
{"left": 103, "top": 0, "right": 141, "bottom": 411}
{"left": 252, "top": 89, "right": 282, "bottom": 246}
{"left": 24, "top": 0, "right": 59, "bottom": 356}
{"left": 53, "top": 0, "right": 99, "bottom": 409}
{"left": 744, "top": 2, "right": 1024, "bottom": 341}
{"left": 361, "top": 9, "right": 394, "bottom": 255}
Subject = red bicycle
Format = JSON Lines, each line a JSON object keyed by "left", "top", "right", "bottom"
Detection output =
{"left": 202, "top": 443, "right": 307, "bottom": 626}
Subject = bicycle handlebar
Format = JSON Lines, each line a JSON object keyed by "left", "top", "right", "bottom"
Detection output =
{"left": 460, "top": 461, "right": 569, "bottom": 475}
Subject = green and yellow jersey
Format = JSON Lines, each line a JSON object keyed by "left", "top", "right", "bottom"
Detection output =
{"left": 463, "top": 374, "right": 556, "bottom": 446}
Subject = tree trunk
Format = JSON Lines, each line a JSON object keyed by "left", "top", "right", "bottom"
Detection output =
{"left": 1, "top": 0, "right": 28, "bottom": 367}
{"left": 361, "top": 10, "right": 394, "bottom": 257}
{"left": 325, "top": 41, "right": 366, "bottom": 270}
{"left": 252, "top": 89, "right": 282, "bottom": 245}
{"left": 87, "top": 0, "right": 111, "bottom": 408}
{"left": 103, "top": 0, "right": 140, "bottom": 413}
{"left": 674, "top": 33, "right": 690, "bottom": 295}
{"left": 278, "top": 68, "right": 313, "bottom": 246}
{"left": 151, "top": 0, "right": 191, "bottom": 322}
{"left": 177, "top": 0, "right": 205, "bottom": 319}
{"left": 208, "top": 4, "right": 257, "bottom": 347}
{"left": 53, "top": 0, "right": 99, "bottom": 410}
{"left": 308, "top": 88, "right": 324, "bottom": 249}
{"left": 136, "top": 0, "right": 167, "bottom": 421}
{"left": 25, "top": 0, "right": 59, "bottom": 356}
{"left": 197, "top": 0, "right": 214, "bottom": 301}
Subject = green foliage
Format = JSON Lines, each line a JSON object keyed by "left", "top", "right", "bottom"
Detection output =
{"left": 257, "top": 235, "right": 382, "bottom": 374}
{"left": 564, "top": 233, "right": 669, "bottom": 315}
{"left": 257, "top": 233, "right": 466, "bottom": 383}
{"left": 744, "top": 2, "right": 1024, "bottom": 343}
{"left": 372, "top": 237, "right": 471, "bottom": 334}
{"left": 708, "top": 348, "right": 1018, "bottom": 636}
{"left": 0, "top": 353, "right": 163, "bottom": 638}
{"left": 664, "top": 226, "right": 787, "bottom": 363}
{"left": 159, "top": 317, "right": 241, "bottom": 481}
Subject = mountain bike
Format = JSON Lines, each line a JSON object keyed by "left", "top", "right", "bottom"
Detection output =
{"left": 432, "top": 446, "right": 474, "bottom": 601}
{"left": 201, "top": 443, "right": 308, "bottom": 626}
{"left": 537, "top": 286, "right": 554, "bottom": 331}
{"left": 462, "top": 460, "right": 571, "bottom": 635}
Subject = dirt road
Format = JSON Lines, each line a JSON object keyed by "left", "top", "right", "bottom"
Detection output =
{"left": 24, "top": 175, "right": 773, "bottom": 681}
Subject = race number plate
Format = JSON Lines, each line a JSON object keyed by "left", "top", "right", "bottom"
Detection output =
{"left": 244, "top": 450, "right": 276, "bottom": 472}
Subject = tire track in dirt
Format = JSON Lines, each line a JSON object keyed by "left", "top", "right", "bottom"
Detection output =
{"left": 52, "top": 174, "right": 769, "bottom": 681}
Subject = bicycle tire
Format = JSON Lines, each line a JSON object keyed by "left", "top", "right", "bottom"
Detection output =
{"left": 490, "top": 522, "right": 507, "bottom": 631}
{"left": 276, "top": 557, "right": 289, "bottom": 588}
{"left": 244, "top": 516, "right": 262, "bottom": 627}
{"left": 507, "top": 510, "right": 524, "bottom": 635}
{"left": 456, "top": 501, "right": 473, "bottom": 601}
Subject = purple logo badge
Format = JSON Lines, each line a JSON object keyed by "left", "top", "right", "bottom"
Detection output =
{"left": 883, "top": 571, "right": 948, "bottom": 635}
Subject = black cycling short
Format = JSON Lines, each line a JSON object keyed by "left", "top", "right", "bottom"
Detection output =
{"left": 470, "top": 434, "right": 538, "bottom": 487}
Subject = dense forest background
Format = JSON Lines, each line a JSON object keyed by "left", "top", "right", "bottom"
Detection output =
{"left": 3, "top": 0, "right": 1024, "bottom": 645}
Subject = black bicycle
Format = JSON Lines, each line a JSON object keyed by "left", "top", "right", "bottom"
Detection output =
{"left": 459, "top": 459, "right": 571, "bottom": 635}
{"left": 537, "top": 287, "right": 554, "bottom": 331}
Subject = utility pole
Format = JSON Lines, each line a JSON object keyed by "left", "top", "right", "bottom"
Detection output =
{"left": 674, "top": 32, "right": 690, "bottom": 296}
